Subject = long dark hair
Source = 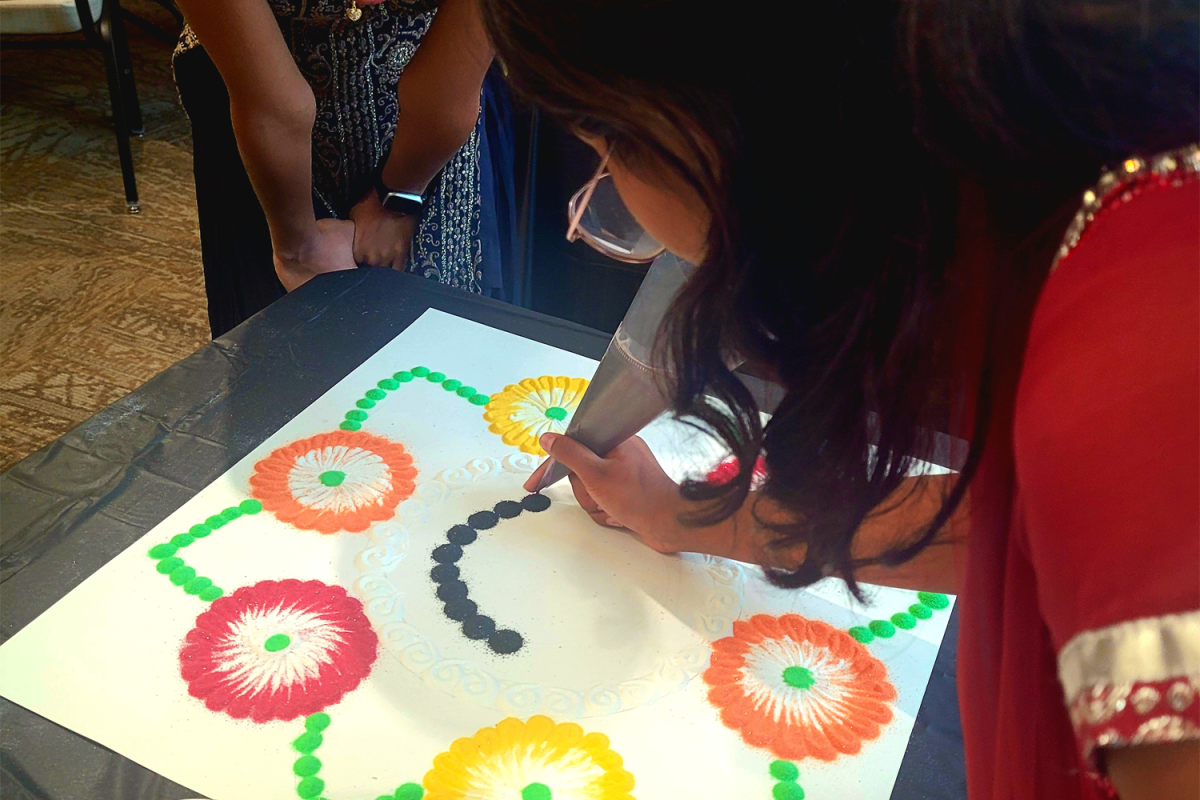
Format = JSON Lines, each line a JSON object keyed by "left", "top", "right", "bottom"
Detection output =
{"left": 482, "top": 0, "right": 1198, "bottom": 593}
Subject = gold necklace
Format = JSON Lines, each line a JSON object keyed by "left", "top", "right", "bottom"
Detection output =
{"left": 345, "top": 0, "right": 362, "bottom": 20}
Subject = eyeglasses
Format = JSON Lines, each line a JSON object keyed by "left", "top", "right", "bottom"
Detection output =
{"left": 566, "top": 152, "right": 666, "bottom": 264}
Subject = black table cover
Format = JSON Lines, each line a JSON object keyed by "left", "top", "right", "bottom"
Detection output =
{"left": 0, "top": 268, "right": 964, "bottom": 800}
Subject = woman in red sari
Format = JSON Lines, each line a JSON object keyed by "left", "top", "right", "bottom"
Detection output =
{"left": 483, "top": 0, "right": 1199, "bottom": 797}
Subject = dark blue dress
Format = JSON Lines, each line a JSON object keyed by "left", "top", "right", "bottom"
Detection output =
{"left": 174, "top": 0, "right": 517, "bottom": 337}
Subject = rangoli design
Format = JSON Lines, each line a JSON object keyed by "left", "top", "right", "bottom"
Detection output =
{"left": 250, "top": 430, "right": 417, "bottom": 533}
{"left": 703, "top": 614, "right": 897, "bottom": 762}
{"left": 129, "top": 356, "right": 951, "bottom": 798}
{"left": 431, "top": 493, "right": 553, "bottom": 655}
{"left": 483, "top": 376, "right": 590, "bottom": 456}
{"left": 424, "top": 715, "right": 636, "bottom": 800}
{"left": 179, "top": 579, "right": 378, "bottom": 723}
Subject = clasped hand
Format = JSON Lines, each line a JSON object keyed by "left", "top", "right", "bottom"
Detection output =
{"left": 349, "top": 190, "right": 419, "bottom": 270}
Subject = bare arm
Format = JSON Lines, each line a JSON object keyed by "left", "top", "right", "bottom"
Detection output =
{"left": 175, "top": 0, "right": 355, "bottom": 286}
{"left": 530, "top": 433, "right": 967, "bottom": 594}
{"left": 1107, "top": 741, "right": 1200, "bottom": 800}
{"left": 350, "top": 0, "right": 496, "bottom": 268}
{"left": 381, "top": 0, "right": 494, "bottom": 192}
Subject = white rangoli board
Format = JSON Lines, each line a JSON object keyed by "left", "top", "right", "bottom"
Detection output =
{"left": 0, "top": 309, "right": 954, "bottom": 800}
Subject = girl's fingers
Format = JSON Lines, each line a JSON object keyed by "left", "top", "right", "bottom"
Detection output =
{"left": 524, "top": 457, "right": 551, "bottom": 492}
{"left": 568, "top": 473, "right": 604, "bottom": 515}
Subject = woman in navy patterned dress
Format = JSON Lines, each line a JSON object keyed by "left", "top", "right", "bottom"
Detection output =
{"left": 173, "top": 0, "right": 517, "bottom": 337}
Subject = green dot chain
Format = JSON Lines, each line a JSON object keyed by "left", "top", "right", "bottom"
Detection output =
{"left": 292, "top": 713, "right": 423, "bottom": 800}
{"left": 769, "top": 760, "right": 804, "bottom": 799}
{"left": 144, "top": 499, "right": 264, "bottom": 601}
{"left": 847, "top": 591, "right": 951, "bottom": 645}
{"left": 340, "top": 366, "right": 492, "bottom": 432}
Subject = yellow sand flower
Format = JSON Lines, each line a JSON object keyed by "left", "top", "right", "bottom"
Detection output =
{"left": 424, "top": 715, "right": 636, "bottom": 800}
{"left": 483, "top": 377, "right": 589, "bottom": 455}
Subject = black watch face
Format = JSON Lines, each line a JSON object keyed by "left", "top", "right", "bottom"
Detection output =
{"left": 382, "top": 192, "right": 423, "bottom": 216}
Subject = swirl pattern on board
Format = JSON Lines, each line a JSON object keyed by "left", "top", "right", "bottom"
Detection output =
{"left": 352, "top": 454, "right": 744, "bottom": 718}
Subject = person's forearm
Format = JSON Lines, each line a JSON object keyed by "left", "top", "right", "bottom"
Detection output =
{"left": 676, "top": 474, "right": 967, "bottom": 593}
{"left": 229, "top": 94, "right": 318, "bottom": 257}
{"left": 176, "top": 0, "right": 319, "bottom": 256}
{"left": 379, "top": 0, "right": 494, "bottom": 193}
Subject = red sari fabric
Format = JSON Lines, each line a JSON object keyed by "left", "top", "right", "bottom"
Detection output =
{"left": 959, "top": 170, "right": 1200, "bottom": 798}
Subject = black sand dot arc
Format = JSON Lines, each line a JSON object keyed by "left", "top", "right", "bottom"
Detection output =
{"left": 429, "top": 494, "right": 551, "bottom": 654}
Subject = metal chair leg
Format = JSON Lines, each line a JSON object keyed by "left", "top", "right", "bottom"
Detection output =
{"left": 98, "top": 3, "right": 140, "bottom": 212}
{"left": 106, "top": 0, "right": 143, "bottom": 136}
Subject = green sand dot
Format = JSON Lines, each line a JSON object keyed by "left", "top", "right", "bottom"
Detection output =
{"left": 848, "top": 626, "right": 874, "bottom": 644}
{"left": 265, "top": 633, "right": 292, "bottom": 652}
{"left": 869, "top": 619, "right": 896, "bottom": 638}
{"left": 221, "top": 506, "right": 243, "bottom": 521}
{"left": 156, "top": 556, "right": 184, "bottom": 574}
{"left": 773, "top": 781, "right": 805, "bottom": 800}
{"left": 171, "top": 533, "right": 194, "bottom": 548}
{"left": 183, "top": 576, "right": 213, "bottom": 595}
{"left": 782, "top": 666, "right": 815, "bottom": 690}
{"left": 394, "top": 371, "right": 414, "bottom": 382}
{"left": 293, "top": 731, "right": 323, "bottom": 754}
{"left": 189, "top": 523, "right": 212, "bottom": 538}
{"left": 456, "top": 386, "right": 476, "bottom": 398}
{"left": 891, "top": 612, "right": 917, "bottom": 630}
{"left": 442, "top": 379, "right": 462, "bottom": 391}
{"left": 366, "top": 388, "right": 387, "bottom": 401}
{"left": 376, "top": 795, "right": 394, "bottom": 800}
{"left": 198, "top": 585, "right": 224, "bottom": 602}
{"left": 410, "top": 366, "right": 430, "bottom": 377}
{"left": 319, "top": 470, "right": 346, "bottom": 487}
{"left": 296, "top": 776, "right": 325, "bottom": 799}
{"left": 205, "top": 515, "right": 227, "bottom": 529}
{"left": 769, "top": 760, "right": 799, "bottom": 782}
{"left": 293, "top": 755, "right": 321, "bottom": 777}
{"left": 170, "top": 565, "right": 197, "bottom": 586}
{"left": 918, "top": 591, "right": 950, "bottom": 610}
{"left": 469, "top": 394, "right": 490, "bottom": 406}
{"left": 240, "top": 499, "right": 263, "bottom": 515}
{"left": 394, "top": 784, "right": 424, "bottom": 800}
{"left": 426, "top": 371, "right": 446, "bottom": 382}
{"left": 357, "top": 398, "right": 376, "bottom": 409}
{"left": 378, "top": 378, "right": 400, "bottom": 390}
{"left": 544, "top": 406, "right": 568, "bottom": 421}
{"left": 306, "top": 712, "right": 331, "bottom": 732}
{"left": 910, "top": 603, "right": 933, "bottom": 620}
{"left": 521, "top": 783, "right": 552, "bottom": 800}
{"left": 346, "top": 409, "right": 368, "bottom": 422}
{"left": 148, "top": 543, "right": 177, "bottom": 559}
{"left": 340, "top": 420, "right": 362, "bottom": 432}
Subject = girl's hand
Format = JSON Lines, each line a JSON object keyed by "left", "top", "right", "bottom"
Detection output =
{"left": 349, "top": 190, "right": 419, "bottom": 269}
{"left": 524, "top": 433, "right": 696, "bottom": 555}
{"left": 273, "top": 218, "right": 358, "bottom": 291}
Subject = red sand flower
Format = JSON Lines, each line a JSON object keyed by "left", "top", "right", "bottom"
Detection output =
{"left": 249, "top": 430, "right": 416, "bottom": 533}
{"left": 703, "top": 614, "right": 897, "bottom": 761}
{"left": 180, "top": 579, "right": 377, "bottom": 723}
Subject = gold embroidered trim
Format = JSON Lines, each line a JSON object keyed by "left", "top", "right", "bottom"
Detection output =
{"left": 1051, "top": 143, "right": 1200, "bottom": 273}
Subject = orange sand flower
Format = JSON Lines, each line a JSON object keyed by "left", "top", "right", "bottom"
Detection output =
{"left": 249, "top": 430, "right": 416, "bottom": 534}
{"left": 703, "top": 614, "right": 897, "bottom": 762}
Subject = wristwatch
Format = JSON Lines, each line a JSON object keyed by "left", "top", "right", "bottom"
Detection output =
{"left": 373, "top": 166, "right": 425, "bottom": 216}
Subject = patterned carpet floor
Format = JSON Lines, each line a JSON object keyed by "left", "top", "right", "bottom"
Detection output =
{"left": 0, "top": 1, "right": 209, "bottom": 471}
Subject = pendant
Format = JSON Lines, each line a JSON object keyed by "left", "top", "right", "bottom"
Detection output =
{"left": 345, "top": 1, "right": 361, "bottom": 20}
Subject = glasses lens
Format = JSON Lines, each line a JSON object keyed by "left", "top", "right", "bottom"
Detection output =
{"left": 576, "top": 175, "right": 663, "bottom": 262}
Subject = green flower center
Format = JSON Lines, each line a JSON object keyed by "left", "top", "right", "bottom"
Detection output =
{"left": 318, "top": 470, "right": 346, "bottom": 487}
{"left": 782, "top": 666, "right": 815, "bottom": 690}
{"left": 544, "top": 406, "right": 568, "bottom": 421}
{"left": 263, "top": 633, "right": 291, "bottom": 652}
{"left": 522, "top": 783, "right": 552, "bottom": 800}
